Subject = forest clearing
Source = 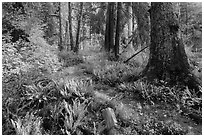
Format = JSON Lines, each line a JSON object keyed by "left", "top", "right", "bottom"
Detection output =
{"left": 2, "top": 2, "right": 202, "bottom": 135}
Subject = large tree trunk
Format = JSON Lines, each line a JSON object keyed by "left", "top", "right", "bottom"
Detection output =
{"left": 68, "top": 2, "right": 74, "bottom": 51}
{"left": 74, "top": 2, "right": 83, "bottom": 53}
{"left": 142, "top": 3, "right": 201, "bottom": 94}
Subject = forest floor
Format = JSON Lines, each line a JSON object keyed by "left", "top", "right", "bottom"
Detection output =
{"left": 2, "top": 43, "right": 202, "bottom": 135}
{"left": 82, "top": 49, "right": 201, "bottom": 134}
{"left": 52, "top": 45, "right": 202, "bottom": 135}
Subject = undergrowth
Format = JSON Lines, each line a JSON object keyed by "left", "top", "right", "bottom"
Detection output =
{"left": 2, "top": 74, "right": 94, "bottom": 135}
{"left": 2, "top": 38, "right": 202, "bottom": 135}
{"left": 117, "top": 79, "right": 202, "bottom": 124}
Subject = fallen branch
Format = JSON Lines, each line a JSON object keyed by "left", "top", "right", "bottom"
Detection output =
{"left": 124, "top": 45, "right": 149, "bottom": 63}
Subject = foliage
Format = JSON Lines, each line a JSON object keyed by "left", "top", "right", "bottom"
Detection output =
{"left": 89, "top": 2, "right": 106, "bottom": 35}
{"left": 118, "top": 79, "right": 201, "bottom": 104}
{"left": 117, "top": 80, "right": 202, "bottom": 122}
{"left": 28, "top": 26, "right": 61, "bottom": 73}
{"left": 2, "top": 2, "right": 202, "bottom": 135}
{"left": 185, "top": 46, "right": 202, "bottom": 81}
{"left": 2, "top": 24, "right": 61, "bottom": 104}
{"left": 93, "top": 61, "right": 141, "bottom": 86}
{"left": 180, "top": 2, "right": 202, "bottom": 50}
{"left": 137, "top": 117, "right": 188, "bottom": 135}
{"left": 2, "top": 73, "right": 93, "bottom": 135}
{"left": 11, "top": 113, "right": 42, "bottom": 135}
{"left": 63, "top": 99, "right": 88, "bottom": 134}
{"left": 58, "top": 50, "right": 84, "bottom": 67}
{"left": 2, "top": 37, "right": 25, "bottom": 76}
{"left": 133, "top": 2, "right": 150, "bottom": 46}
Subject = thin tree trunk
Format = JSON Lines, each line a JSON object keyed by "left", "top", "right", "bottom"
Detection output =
{"left": 68, "top": 2, "right": 74, "bottom": 51}
{"left": 141, "top": 2, "right": 201, "bottom": 94}
{"left": 74, "top": 2, "right": 83, "bottom": 53}
{"left": 43, "top": 2, "right": 55, "bottom": 44}
{"left": 104, "top": 2, "right": 115, "bottom": 53}
{"left": 105, "top": 3, "right": 111, "bottom": 52}
{"left": 114, "top": 2, "right": 121, "bottom": 59}
{"left": 128, "top": 2, "right": 133, "bottom": 47}
{"left": 109, "top": 2, "right": 115, "bottom": 52}
{"left": 186, "top": 3, "right": 188, "bottom": 27}
{"left": 65, "top": 20, "right": 69, "bottom": 51}
{"left": 58, "top": 2, "right": 63, "bottom": 51}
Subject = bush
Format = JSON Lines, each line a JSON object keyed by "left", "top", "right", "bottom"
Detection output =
{"left": 117, "top": 79, "right": 202, "bottom": 125}
{"left": 118, "top": 80, "right": 201, "bottom": 107}
{"left": 11, "top": 113, "right": 42, "bottom": 135}
{"left": 93, "top": 61, "right": 141, "bottom": 86}
{"left": 137, "top": 118, "right": 188, "bottom": 135}
{"left": 58, "top": 50, "right": 84, "bottom": 67}
{"left": 2, "top": 68, "right": 96, "bottom": 135}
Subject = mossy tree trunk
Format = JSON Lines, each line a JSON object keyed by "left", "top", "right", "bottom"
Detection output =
{"left": 142, "top": 3, "right": 201, "bottom": 93}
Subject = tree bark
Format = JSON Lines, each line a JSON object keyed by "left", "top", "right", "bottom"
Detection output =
{"left": 104, "top": 3, "right": 110, "bottom": 51}
{"left": 142, "top": 3, "right": 201, "bottom": 94}
{"left": 65, "top": 20, "right": 69, "bottom": 51}
{"left": 42, "top": 2, "right": 55, "bottom": 44}
{"left": 105, "top": 2, "right": 115, "bottom": 53}
{"left": 74, "top": 2, "right": 83, "bottom": 53}
{"left": 58, "top": 2, "right": 63, "bottom": 51}
{"left": 114, "top": 2, "right": 121, "bottom": 59}
{"left": 68, "top": 2, "right": 74, "bottom": 51}
{"left": 128, "top": 2, "right": 133, "bottom": 47}
{"left": 109, "top": 3, "right": 115, "bottom": 52}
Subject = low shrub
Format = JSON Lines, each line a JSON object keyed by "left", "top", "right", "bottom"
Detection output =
{"left": 11, "top": 113, "right": 42, "bottom": 135}
{"left": 93, "top": 61, "right": 142, "bottom": 86}
{"left": 117, "top": 80, "right": 202, "bottom": 125}
{"left": 137, "top": 118, "right": 188, "bottom": 135}
{"left": 58, "top": 50, "right": 84, "bottom": 67}
{"left": 2, "top": 70, "right": 95, "bottom": 135}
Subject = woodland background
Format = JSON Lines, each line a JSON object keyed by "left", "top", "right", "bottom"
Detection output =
{"left": 2, "top": 2, "right": 202, "bottom": 135}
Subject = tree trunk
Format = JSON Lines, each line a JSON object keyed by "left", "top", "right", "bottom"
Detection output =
{"left": 104, "top": 3, "right": 110, "bottom": 51}
{"left": 74, "top": 2, "right": 83, "bottom": 53}
{"left": 65, "top": 20, "right": 69, "bottom": 51}
{"left": 105, "top": 2, "right": 115, "bottom": 53}
{"left": 142, "top": 2, "right": 201, "bottom": 94}
{"left": 68, "top": 2, "right": 74, "bottom": 51}
{"left": 128, "top": 2, "right": 133, "bottom": 47}
{"left": 42, "top": 2, "right": 55, "bottom": 44}
{"left": 114, "top": 2, "right": 121, "bottom": 59}
{"left": 58, "top": 2, "right": 63, "bottom": 51}
{"left": 109, "top": 3, "right": 115, "bottom": 52}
